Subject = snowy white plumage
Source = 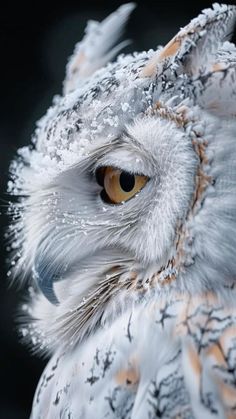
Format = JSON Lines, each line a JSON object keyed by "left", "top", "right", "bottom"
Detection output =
{"left": 7, "top": 3, "right": 236, "bottom": 418}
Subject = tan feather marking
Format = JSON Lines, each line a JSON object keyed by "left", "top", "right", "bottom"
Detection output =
{"left": 141, "top": 38, "right": 182, "bottom": 77}
{"left": 192, "top": 168, "right": 212, "bottom": 210}
{"left": 211, "top": 62, "right": 228, "bottom": 73}
{"left": 115, "top": 358, "right": 140, "bottom": 387}
{"left": 140, "top": 56, "right": 161, "bottom": 78}
{"left": 217, "top": 380, "right": 236, "bottom": 409}
{"left": 187, "top": 345, "right": 202, "bottom": 376}
{"left": 148, "top": 101, "right": 188, "bottom": 128}
{"left": 159, "top": 38, "right": 182, "bottom": 61}
{"left": 174, "top": 298, "right": 190, "bottom": 336}
{"left": 115, "top": 367, "right": 139, "bottom": 387}
{"left": 191, "top": 140, "right": 212, "bottom": 214}
{"left": 193, "top": 140, "right": 209, "bottom": 164}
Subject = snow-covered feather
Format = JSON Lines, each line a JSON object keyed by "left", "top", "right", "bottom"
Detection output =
{"left": 64, "top": 2, "right": 136, "bottom": 94}
{"left": 7, "top": 3, "right": 236, "bottom": 418}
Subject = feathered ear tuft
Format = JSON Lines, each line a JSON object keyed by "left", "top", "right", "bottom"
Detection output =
{"left": 141, "top": 3, "right": 236, "bottom": 117}
{"left": 63, "top": 3, "right": 136, "bottom": 95}
{"left": 141, "top": 3, "right": 236, "bottom": 78}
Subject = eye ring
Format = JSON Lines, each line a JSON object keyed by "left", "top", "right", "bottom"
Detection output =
{"left": 96, "top": 166, "right": 149, "bottom": 204}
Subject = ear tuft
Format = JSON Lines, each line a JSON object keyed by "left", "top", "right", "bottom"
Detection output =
{"left": 141, "top": 4, "right": 236, "bottom": 78}
{"left": 63, "top": 3, "right": 136, "bottom": 95}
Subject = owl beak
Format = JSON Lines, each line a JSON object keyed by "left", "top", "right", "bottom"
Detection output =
{"left": 33, "top": 259, "right": 60, "bottom": 305}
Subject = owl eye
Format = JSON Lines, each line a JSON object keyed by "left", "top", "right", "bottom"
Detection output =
{"left": 96, "top": 166, "right": 149, "bottom": 204}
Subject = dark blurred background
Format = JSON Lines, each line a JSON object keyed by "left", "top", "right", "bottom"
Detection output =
{"left": 0, "top": 1, "right": 235, "bottom": 417}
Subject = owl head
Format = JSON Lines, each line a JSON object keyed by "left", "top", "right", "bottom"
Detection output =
{"left": 8, "top": 3, "right": 236, "bottom": 352}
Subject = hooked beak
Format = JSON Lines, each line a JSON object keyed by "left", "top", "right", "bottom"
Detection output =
{"left": 33, "top": 257, "right": 60, "bottom": 305}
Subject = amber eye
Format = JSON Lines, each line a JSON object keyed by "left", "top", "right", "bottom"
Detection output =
{"left": 96, "top": 166, "right": 148, "bottom": 204}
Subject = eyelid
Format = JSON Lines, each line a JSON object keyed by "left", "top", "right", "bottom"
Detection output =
{"left": 95, "top": 165, "right": 149, "bottom": 180}
{"left": 93, "top": 154, "right": 150, "bottom": 179}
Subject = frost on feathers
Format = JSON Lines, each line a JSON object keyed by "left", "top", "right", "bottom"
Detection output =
{"left": 7, "top": 4, "right": 236, "bottom": 419}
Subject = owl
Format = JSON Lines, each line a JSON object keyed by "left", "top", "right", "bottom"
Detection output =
{"left": 7, "top": 2, "right": 236, "bottom": 418}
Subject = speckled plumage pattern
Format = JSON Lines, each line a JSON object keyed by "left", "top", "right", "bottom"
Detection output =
{"left": 7, "top": 3, "right": 236, "bottom": 418}
{"left": 31, "top": 294, "right": 236, "bottom": 418}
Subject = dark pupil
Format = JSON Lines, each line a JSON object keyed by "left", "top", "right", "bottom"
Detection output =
{"left": 119, "top": 172, "right": 135, "bottom": 192}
